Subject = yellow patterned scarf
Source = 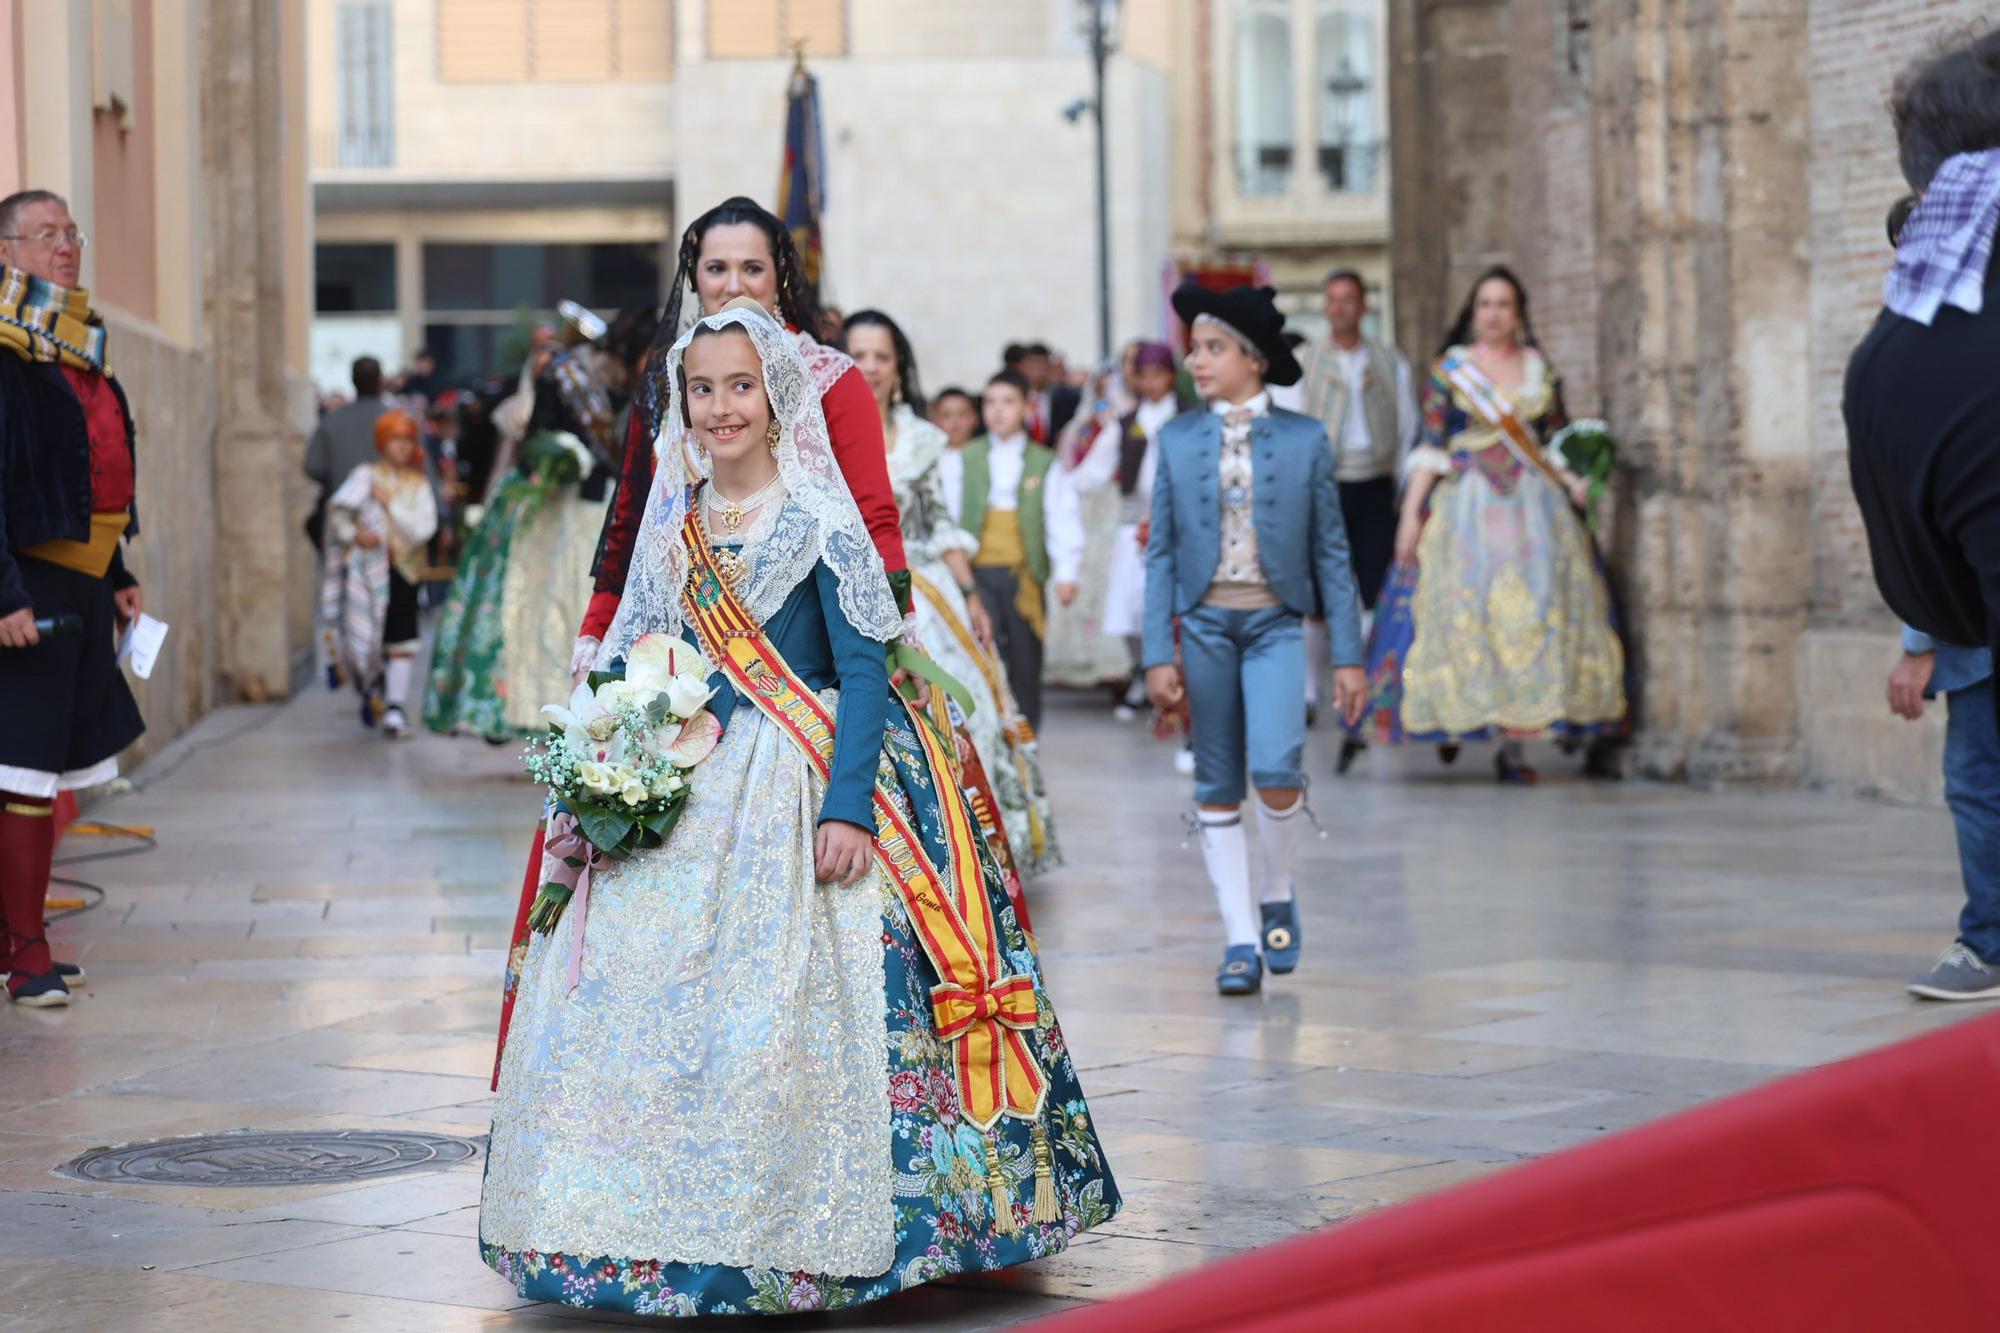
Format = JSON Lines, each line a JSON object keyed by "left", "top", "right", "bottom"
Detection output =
{"left": 0, "top": 265, "right": 107, "bottom": 372}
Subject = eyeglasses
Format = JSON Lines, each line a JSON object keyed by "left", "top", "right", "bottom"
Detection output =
{"left": 0, "top": 227, "right": 88, "bottom": 250}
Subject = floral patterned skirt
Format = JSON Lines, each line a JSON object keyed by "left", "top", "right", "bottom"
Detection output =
{"left": 1350, "top": 472, "right": 1627, "bottom": 744}
{"left": 479, "top": 705, "right": 1118, "bottom": 1316}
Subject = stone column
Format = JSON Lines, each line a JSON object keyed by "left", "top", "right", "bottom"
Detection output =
{"left": 204, "top": 0, "right": 311, "bottom": 701}
{"left": 1387, "top": 0, "right": 1514, "bottom": 367}
{"left": 1592, "top": 0, "right": 1812, "bottom": 783}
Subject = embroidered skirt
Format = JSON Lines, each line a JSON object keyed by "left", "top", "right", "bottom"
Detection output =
{"left": 479, "top": 701, "right": 1118, "bottom": 1316}
{"left": 423, "top": 474, "right": 606, "bottom": 740}
{"left": 1351, "top": 468, "right": 1626, "bottom": 744}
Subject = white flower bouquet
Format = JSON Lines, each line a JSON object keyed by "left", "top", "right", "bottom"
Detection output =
{"left": 522, "top": 633, "right": 723, "bottom": 932}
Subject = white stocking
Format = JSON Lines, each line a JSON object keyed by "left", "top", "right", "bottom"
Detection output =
{"left": 383, "top": 654, "right": 415, "bottom": 708}
{"left": 1198, "top": 808, "right": 1258, "bottom": 947}
{"left": 1256, "top": 797, "right": 1304, "bottom": 904}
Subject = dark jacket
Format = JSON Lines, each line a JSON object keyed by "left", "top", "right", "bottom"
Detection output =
{"left": 0, "top": 350, "right": 139, "bottom": 617}
{"left": 1844, "top": 245, "right": 2000, "bottom": 718}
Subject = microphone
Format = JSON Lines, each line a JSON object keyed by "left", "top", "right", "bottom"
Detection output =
{"left": 32, "top": 613, "right": 82, "bottom": 639}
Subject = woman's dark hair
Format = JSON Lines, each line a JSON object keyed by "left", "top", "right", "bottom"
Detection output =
{"left": 839, "top": 309, "right": 926, "bottom": 415}
{"left": 1439, "top": 264, "right": 1541, "bottom": 358}
{"left": 646, "top": 196, "right": 826, "bottom": 424}
{"left": 1891, "top": 25, "right": 2000, "bottom": 191}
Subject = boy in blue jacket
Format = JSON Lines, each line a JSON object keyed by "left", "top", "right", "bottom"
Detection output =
{"left": 1144, "top": 285, "right": 1366, "bottom": 995}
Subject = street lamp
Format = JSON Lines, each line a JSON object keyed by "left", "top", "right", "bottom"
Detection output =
{"left": 1073, "top": 0, "right": 1121, "bottom": 363}
{"left": 1321, "top": 57, "right": 1373, "bottom": 193}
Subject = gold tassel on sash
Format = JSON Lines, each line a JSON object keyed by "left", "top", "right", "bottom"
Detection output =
{"left": 1031, "top": 1124, "right": 1060, "bottom": 1224}
{"left": 985, "top": 1130, "right": 1019, "bottom": 1237}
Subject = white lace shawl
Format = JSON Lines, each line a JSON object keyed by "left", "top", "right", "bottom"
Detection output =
{"left": 598, "top": 306, "right": 904, "bottom": 666}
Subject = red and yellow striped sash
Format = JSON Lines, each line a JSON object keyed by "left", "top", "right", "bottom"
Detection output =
{"left": 679, "top": 512, "right": 1046, "bottom": 1128}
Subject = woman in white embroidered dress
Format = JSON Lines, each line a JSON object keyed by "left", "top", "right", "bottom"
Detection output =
{"left": 479, "top": 303, "right": 1117, "bottom": 1317}
{"left": 842, "top": 310, "right": 1063, "bottom": 877}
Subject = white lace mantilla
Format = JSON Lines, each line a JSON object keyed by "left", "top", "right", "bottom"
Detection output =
{"left": 600, "top": 305, "right": 903, "bottom": 667}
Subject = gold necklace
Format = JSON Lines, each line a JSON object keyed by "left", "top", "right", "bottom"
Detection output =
{"left": 707, "top": 472, "right": 784, "bottom": 534}
{"left": 694, "top": 488, "right": 750, "bottom": 588}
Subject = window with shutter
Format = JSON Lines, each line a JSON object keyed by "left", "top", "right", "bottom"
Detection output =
{"left": 336, "top": 0, "right": 394, "bottom": 166}
{"left": 613, "top": 0, "right": 674, "bottom": 79}
{"left": 438, "top": 0, "right": 672, "bottom": 82}
{"left": 437, "top": 0, "right": 530, "bottom": 82}
{"left": 531, "top": 0, "right": 613, "bottom": 81}
{"left": 708, "top": 0, "right": 845, "bottom": 59}
{"left": 783, "top": 0, "right": 845, "bottom": 57}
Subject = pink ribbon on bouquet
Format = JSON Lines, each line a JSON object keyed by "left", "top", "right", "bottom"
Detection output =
{"left": 542, "top": 811, "right": 613, "bottom": 993}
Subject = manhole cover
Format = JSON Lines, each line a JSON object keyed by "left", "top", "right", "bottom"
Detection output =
{"left": 58, "top": 1129, "right": 483, "bottom": 1186}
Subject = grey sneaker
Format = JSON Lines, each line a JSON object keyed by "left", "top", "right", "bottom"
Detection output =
{"left": 1907, "top": 941, "right": 2000, "bottom": 1002}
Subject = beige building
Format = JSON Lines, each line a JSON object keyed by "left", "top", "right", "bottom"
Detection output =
{"left": 1161, "top": 0, "right": 1396, "bottom": 338}
{"left": 0, "top": 0, "right": 315, "bottom": 757}
{"left": 309, "top": 0, "right": 1390, "bottom": 390}
{"left": 1388, "top": 0, "right": 1987, "bottom": 796}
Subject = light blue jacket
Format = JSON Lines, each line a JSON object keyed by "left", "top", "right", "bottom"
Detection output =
{"left": 1901, "top": 624, "right": 1994, "bottom": 697}
{"left": 1140, "top": 405, "right": 1365, "bottom": 669}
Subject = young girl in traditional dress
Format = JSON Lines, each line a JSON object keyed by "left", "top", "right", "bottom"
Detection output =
{"left": 479, "top": 302, "right": 1118, "bottom": 1317}
{"left": 319, "top": 409, "right": 438, "bottom": 738}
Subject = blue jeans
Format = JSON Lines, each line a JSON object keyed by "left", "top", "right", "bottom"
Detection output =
{"left": 1182, "top": 604, "right": 1305, "bottom": 806}
{"left": 1944, "top": 682, "right": 2000, "bottom": 961}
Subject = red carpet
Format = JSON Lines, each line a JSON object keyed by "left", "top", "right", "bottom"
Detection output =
{"left": 1033, "top": 1012, "right": 2000, "bottom": 1332}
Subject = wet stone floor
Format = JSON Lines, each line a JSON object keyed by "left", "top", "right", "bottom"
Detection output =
{"left": 0, "top": 685, "right": 1987, "bottom": 1330}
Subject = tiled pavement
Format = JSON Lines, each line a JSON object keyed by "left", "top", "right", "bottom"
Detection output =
{"left": 1, "top": 685, "right": 1986, "bottom": 1330}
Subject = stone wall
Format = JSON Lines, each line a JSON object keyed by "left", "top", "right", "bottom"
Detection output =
{"left": 101, "top": 310, "right": 219, "bottom": 766}
{"left": 1387, "top": 0, "right": 1986, "bottom": 797}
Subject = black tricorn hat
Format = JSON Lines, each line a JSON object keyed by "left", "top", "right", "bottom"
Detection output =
{"left": 1170, "top": 283, "right": 1302, "bottom": 387}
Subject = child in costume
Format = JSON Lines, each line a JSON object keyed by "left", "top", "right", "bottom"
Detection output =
{"left": 1143, "top": 285, "right": 1367, "bottom": 995}
{"left": 956, "top": 369, "right": 1084, "bottom": 731}
{"left": 319, "top": 408, "right": 439, "bottom": 738}
{"left": 479, "top": 302, "right": 1117, "bottom": 1317}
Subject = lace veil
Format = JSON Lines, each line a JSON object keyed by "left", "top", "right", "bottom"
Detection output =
{"left": 598, "top": 303, "right": 903, "bottom": 666}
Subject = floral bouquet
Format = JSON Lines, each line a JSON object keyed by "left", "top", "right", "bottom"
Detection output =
{"left": 1547, "top": 418, "right": 1618, "bottom": 531}
{"left": 522, "top": 634, "right": 722, "bottom": 933}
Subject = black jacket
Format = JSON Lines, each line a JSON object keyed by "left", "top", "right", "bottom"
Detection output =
{"left": 0, "top": 349, "right": 139, "bottom": 616}
{"left": 1844, "top": 245, "right": 2000, "bottom": 707}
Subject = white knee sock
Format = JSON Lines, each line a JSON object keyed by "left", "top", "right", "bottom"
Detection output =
{"left": 1256, "top": 797, "right": 1304, "bottom": 904}
{"left": 1198, "top": 808, "right": 1258, "bottom": 948}
{"left": 383, "top": 655, "right": 415, "bottom": 708}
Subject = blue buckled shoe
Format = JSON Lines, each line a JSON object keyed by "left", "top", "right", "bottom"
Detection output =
{"left": 1260, "top": 900, "right": 1302, "bottom": 975}
{"left": 1216, "top": 944, "right": 1263, "bottom": 996}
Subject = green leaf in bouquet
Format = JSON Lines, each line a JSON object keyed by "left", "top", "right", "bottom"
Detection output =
{"left": 646, "top": 694, "right": 671, "bottom": 726}
{"left": 571, "top": 800, "right": 639, "bottom": 860}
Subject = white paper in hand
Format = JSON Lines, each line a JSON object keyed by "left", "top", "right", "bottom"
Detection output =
{"left": 117, "top": 613, "right": 169, "bottom": 680}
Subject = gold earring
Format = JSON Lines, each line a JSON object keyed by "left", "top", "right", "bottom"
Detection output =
{"left": 766, "top": 420, "right": 781, "bottom": 456}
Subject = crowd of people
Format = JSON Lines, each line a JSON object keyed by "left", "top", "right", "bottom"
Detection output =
{"left": 3, "top": 22, "right": 1992, "bottom": 1303}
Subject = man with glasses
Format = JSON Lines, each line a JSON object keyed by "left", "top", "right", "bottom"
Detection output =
{"left": 0, "top": 189, "right": 144, "bottom": 1007}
